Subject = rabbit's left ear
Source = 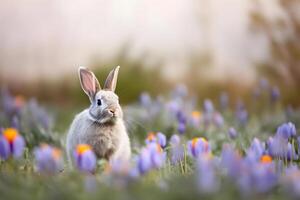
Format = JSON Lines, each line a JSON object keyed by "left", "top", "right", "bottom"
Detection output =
{"left": 104, "top": 66, "right": 120, "bottom": 92}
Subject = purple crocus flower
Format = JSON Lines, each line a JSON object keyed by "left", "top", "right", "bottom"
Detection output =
{"left": 221, "top": 144, "right": 243, "bottom": 178}
{"left": 276, "top": 122, "right": 296, "bottom": 139}
{"left": 187, "top": 137, "right": 210, "bottom": 158}
{"left": 213, "top": 112, "right": 224, "bottom": 128}
{"left": 107, "top": 159, "right": 132, "bottom": 177}
{"left": 267, "top": 135, "right": 296, "bottom": 160}
{"left": 145, "top": 132, "right": 167, "bottom": 148}
{"left": 249, "top": 138, "right": 265, "bottom": 160}
{"left": 178, "top": 122, "right": 186, "bottom": 135}
{"left": 228, "top": 127, "right": 238, "bottom": 139}
{"left": 140, "top": 92, "right": 151, "bottom": 107}
{"left": 0, "top": 128, "right": 25, "bottom": 160}
{"left": 172, "top": 84, "right": 188, "bottom": 98}
{"left": 270, "top": 86, "right": 280, "bottom": 103}
{"left": 190, "top": 111, "right": 201, "bottom": 128}
{"left": 282, "top": 166, "right": 300, "bottom": 198}
{"left": 167, "top": 100, "right": 180, "bottom": 115}
{"left": 1, "top": 89, "right": 24, "bottom": 117}
{"left": 235, "top": 108, "right": 248, "bottom": 126}
{"left": 137, "top": 148, "right": 152, "bottom": 175}
{"left": 34, "top": 144, "right": 63, "bottom": 174}
{"left": 156, "top": 132, "right": 167, "bottom": 148}
{"left": 196, "top": 155, "right": 219, "bottom": 193}
{"left": 250, "top": 162, "right": 278, "bottom": 193}
{"left": 147, "top": 143, "right": 166, "bottom": 169}
{"left": 203, "top": 99, "right": 214, "bottom": 114}
{"left": 170, "top": 134, "right": 180, "bottom": 146}
{"left": 297, "top": 136, "right": 300, "bottom": 153}
{"left": 219, "top": 92, "right": 229, "bottom": 110}
{"left": 74, "top": 144, "right": 97, "bottom": 173}
{"left": 176, "top": 110, "right": 187, "bottom": 124}
{"left": 169, "top": 134, "right": 184, "bottom": 164}
{"left": 287, "top": 142, "right": 298, "bottom": 161}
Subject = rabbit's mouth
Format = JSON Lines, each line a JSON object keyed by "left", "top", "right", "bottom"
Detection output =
{"left": 99, "top": 115, "right": 117, "bottom": 124}
{"left": 89, "top": 110, "right": 117, "bottom": 124}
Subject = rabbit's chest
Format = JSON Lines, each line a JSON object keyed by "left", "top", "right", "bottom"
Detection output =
{"left": 81, "top": 125, "right": 120, "bottom": 160}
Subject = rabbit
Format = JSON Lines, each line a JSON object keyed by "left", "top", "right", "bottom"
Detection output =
{"left": 66, "top": 66, "right": 131, "bottom": 165}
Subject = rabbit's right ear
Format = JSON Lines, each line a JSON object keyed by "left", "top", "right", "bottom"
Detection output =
{"left": 78, "top": 67, "right": 101, "bottom": 101}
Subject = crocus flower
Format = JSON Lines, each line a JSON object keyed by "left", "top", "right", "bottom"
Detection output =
{"left": 140, "top": 92, "right": 151, "bottom": 107}
{"left": 270, "top": 86, "right": 280, "bottom": 103}
{"left": 297, "top": 136, "right": 300, "bottom": 153}
{"left": 235, "top": 100, "right": 248, "bottom": 125}
{"left": 176, "top": 110, "right": 187, "bottom": 124}
{"left": 137, "top": 148, "right": 152, "bottom": 175}
{"left": 228, "top": 127, "right": 238, "bottom": 139}
{"left": 145, "top": 132, "right": 166, "bottom": 148}
{"left": 0, "top": 128, "right": 25, "bottom": 160}
{"left": 196, "top": 154, "right": 219, "bottom": 193}
{"left": 178, "top": 122, "right": 186, "bottom": 135}
{"left": 251, "top": 162, "right": 278, "bottom": 193}
{"left": 74, "top": 144, "right": 97, "bottom": 173}
{"left": 235, "top": 108, "right": 248, "bottom": 126}
{"left": 145, "top": 132, "right": 157, "bottom": 144}
{"left": 156, "top": 132, "right": 167, "bottom": 148}
{"left": 172, "top": 84, "right": 188, "bottom": 98}
{"left": 286, "top": 142, "right": 298, "bottom": 161}
{"left": 107, "top": 159, "right": 132, "bottom": 177}
{"left": 267, "top": 136, "right": 297, "bottom": 160}
{"left": 187, "top": 137, "right": 210, "bottom": 158}
{"left": 169, "top": 134, "right": 184, "bottom": 164}
{"left": 169, "top": 134, "right": 179, "bottom": 144}
{"left": 221, "top": 144, "right": 243, "bottom": 178}
{"left": 260, "top": 155, "right": 272, "bottom": 164}
{"left": 137, "top": 142, "right": 167, "bottom": 175}
{"left": 203, "top": 99, "right": 214, "bottom": 114}
{"left": 167, "top": 100, "right": 180, "bottom": 115}
{"left": 213, "top": 112, "right": 224, "bottom": 128}
{"left": 249, "top": 138, "right": 265, "bottom": 160}
{"left": 1, "top": 89, "right": 24, "bottom": 117}
{"left": 190, "top": 111, "right": 201, "bottom": 128}
{"left": 219, "top": 92, "right": 229, "bottom": 110}
{"left": 276, "top": 122, "right": 296, "bottom": 139}
{"left": 267, "top": 136, "right": 287, "bottom": 158}
{"left": 282, "top": 166, "right": 300, "bottom": 198}
{"left": 147, "top": 143, "right": 166, "bottom": 169}
{"left": 34, "top": 144, "right": 63, "bottom": 174}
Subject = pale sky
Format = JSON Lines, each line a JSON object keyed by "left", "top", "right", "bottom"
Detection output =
{"left": 0, "top": 0, "right": 285, "bottom": 83}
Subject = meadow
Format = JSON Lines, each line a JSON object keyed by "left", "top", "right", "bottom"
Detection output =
{"left": 0, "top": 80, "right": 299, "bottom": 200}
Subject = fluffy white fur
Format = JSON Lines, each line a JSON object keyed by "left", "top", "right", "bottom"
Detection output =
{"left": 66, "top": 66, "right": 131, "bottom": 165}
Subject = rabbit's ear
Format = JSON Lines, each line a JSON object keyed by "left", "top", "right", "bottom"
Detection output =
{"left": 104, "top": 66, "right": 120, "bottom": 92}
{"left": 78, "top": 66, "right": 101, "bottom": 100}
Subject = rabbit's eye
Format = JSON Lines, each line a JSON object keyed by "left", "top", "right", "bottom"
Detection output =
{"left": 97, "top": 99, "right": 102, "bottom": 106}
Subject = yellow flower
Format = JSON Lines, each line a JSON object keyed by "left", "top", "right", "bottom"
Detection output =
{"left": 3, "top": 128, "right": 19, "bottom": 143}
{"left": 191, "top": 111, "right": 201, "bottom": 119}
{"left": 260, "top": 155, "right": 272, "bottom": 164}
{"left": 76, "top": 144, "right": 92, "bottom": 155}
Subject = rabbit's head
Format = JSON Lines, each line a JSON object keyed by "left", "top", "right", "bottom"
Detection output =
{"left": 78, "top": 66, "right": 123, "bottom": 124}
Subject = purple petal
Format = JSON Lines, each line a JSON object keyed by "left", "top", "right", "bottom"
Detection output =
{"left": 12, "top": 135, "right": 25, "bottom": 158}
{"left": 0, "top": 136, "right": 10, "bottom": 160}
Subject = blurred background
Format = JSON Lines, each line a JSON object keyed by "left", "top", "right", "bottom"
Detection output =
{"left": 0, "top": 0, "right": 299, "bottom": 108}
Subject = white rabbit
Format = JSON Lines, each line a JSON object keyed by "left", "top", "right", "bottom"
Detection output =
{"left": 66, "top": 66, "right": 131, "bottom": 165}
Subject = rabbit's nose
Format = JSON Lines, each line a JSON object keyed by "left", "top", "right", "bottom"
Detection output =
{"left": 108, "top": 109, "right": 115, "bottom": 114}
